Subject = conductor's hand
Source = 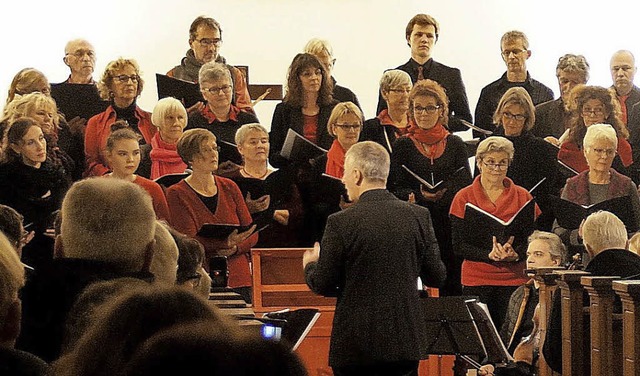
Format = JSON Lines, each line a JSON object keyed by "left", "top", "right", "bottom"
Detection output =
{"left": 245, "top": 192, "right": 270, "bottom": 214}
{"left": 186, "top": 101, "right": 205, "bottom": 115}
{"left": 420, "top": 186, "right": 447, "bottom": 202}
{"left": 225, "top": 225, "right": 256, "bottom": 250}
{"left": 478, "top": 364, "right": 495, "bottom": 375}
{"left": 303, "top": 242, "right": 320, "bottom": 269}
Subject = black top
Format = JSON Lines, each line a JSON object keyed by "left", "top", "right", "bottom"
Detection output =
{"left": 533, "top": 98, "right": 570, "bottom": 139}
{"left": 0, "top": 347, "right": 49, "bottom": 376}
{"left": 332, "top": 77, "right": 361, "bottom": 110}
{"left": 50, "top": 80, "right": 109, "bottom": 121}
{"left": 361, "top": 116, "right": 406, "bottom": 155}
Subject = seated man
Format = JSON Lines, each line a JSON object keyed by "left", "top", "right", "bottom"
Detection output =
{"left": 167, "top": 16, "right": 253, "bottom": 113}
{"left": 17, "top": 178, "right": 157, "bottom": 362}
{"left": 533, "top": 54, "right": 589, "bottom": 141}
{"left": 0, "top": 233, "right": 49, "bottom": 375}
{"left": 542, "top": 210, "right": 640, "bottom": 373}
{"left": 475, "top": 31, "right": 553, "bottom": 135}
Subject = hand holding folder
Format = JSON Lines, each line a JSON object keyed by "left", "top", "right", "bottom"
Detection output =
{"left": 463, "top": 199, "right": 536, "bottom": 250}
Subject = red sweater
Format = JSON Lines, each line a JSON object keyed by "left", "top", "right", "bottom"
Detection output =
{"left": 84, "top": 105, "right": 156, "bottom": 177}
{"left": 133, "top": 175, "right": 170, "bottom": 221}
{"left": 450, "top": 176, "right": 538, "bottom": 287}
{"left": 166, "top": 177, "right": 258, "bottom": 288}
{"left": 325, "top": 139, "right": 346, "bottom": 178}
{"left": 558, "top": 137, "right": 633, "bottom": 173}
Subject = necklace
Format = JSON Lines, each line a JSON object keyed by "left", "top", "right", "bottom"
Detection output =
{"left": 242, "top": 167, "right": 269, "bottom": 179}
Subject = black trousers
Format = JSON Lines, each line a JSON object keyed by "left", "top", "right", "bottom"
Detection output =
{"left": 332, "top": 360, "right": 419, "bottom": 376}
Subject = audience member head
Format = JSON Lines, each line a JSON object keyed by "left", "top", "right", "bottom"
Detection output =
{"left": 2, "top": 118, "right": 47, "bottom": 167}
{"left": 582, "top": 123, "right": 618, "bottom": 174}
{"left": 63, "top": 39, "right": 97, "bottom": 82}
{"left": 500, "top": 30, "right": 531, "bottom": 76}
{"left": 284, "top": 53, "right": 333, "bottom": 107}
{"left": 151, "top": 97, "right": 187, "bottom": 144}
{"left": 235, "top": 123, "right": 269, "bottom": 166}
{"left": 3, "top": 92, "right": 60, "bottom": 136}
{"left": 610, "top": 50, "right": 637, "bottom": 96}
{"left": 6, "top": 68, "right": 50, "bottom": 104}
{"left": 343, "top": 141, "right": 389, "bottom": 201}
{"left": 199, "top": 62, "right": 234, "bottom": 112}
{"left": 493, "top": 87, "right": 535, "bottom": 136}
{"left": 0, "top": 205, "right": 25, "bottom": 255}
{"left": 61, "top": 277, "right": 149, "bottom": 354}
{"left": 54, "top": 286, "right": 231, "bottom": 376}
{"left": 526, "top": 231, "right": 567, "bottom": 271}
{"left": 150, "top": 221, "right": 179, "bottom": 285}
{"left": 582, "top": 211, "right": 628, "bottom": 258}
{"left": 59, "top": 178, "right": 156, "bottom": 273}
{"left": 174, "top": 233, "right": 206, "bottom": 292}
{"left": 409, "top": 79, "right": 449, "bottom": 128}
{"left": 0, "top": 232, "right": 25, "bottom": 347}
{"left": 405, "top": 14, "right": 439, "bottom": 62}
{"left": 304, "top": 38, "right": 336, "bottom": 77}
{"left": 629, "top": 232, "right": 640, "bottom": 255}
{"left": 555, "top": 54, "right": 590, "bottom": 103}
{"left": 327, "top": 102, "right": 363, "bottom": 150}
{"left": 379, "top": 69, "right": 412, "bottom": 114}
{"left": 188, "top": 16, "right": 222, "bottom": 64}
{"left": 126, "top": 321, "right": 308, "bottom": 376}
{"left": 97, "top": 58, "right": 144, "bottom": 105}
{"left": 567, "top": 85, "right": 627, "bottom": 145}
{"left": 177, "top": 128, "right": 218, "bottom": 173}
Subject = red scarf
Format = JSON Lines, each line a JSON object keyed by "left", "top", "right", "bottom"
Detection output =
{"left": 150, "top": 133, "right": 188, "bottom": 179}
{"left": 408, "top": 122, "right": 449, "bottom": 162}
{"left": 377, "top": 109, "right": 410, "bottom": 136}
{"left": 325, "top": 139, "right": 346, "bottom": 178}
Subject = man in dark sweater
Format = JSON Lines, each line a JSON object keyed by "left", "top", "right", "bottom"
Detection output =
{"left": 475, "top": 31, "right": 553, "bottom": 136}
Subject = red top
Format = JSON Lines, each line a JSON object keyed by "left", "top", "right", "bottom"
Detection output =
{"left": 377, "top": 109, "right": 410, "bottom": 137}
{"left": 450, "top": 176, "right": 539, "bottom": 287}
{"left": 325, "top": 139, "right": 346, "bottom": 178}
{"left": 558, "top": 137, "right": 633, "bottom": 173}
{"left": 84, "top": 105, "right": 156, "bottom": 177}
{"left": 303, "top": 114, "right": 319, "bottom": 144}
{"left": 166, "top": 177, "right": 258, "bottom": 288}
{"left": 133, "top": 175, "right": 170, "bottom": 221}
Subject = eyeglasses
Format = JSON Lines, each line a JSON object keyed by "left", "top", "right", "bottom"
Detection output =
{"left": 201, "top": 85, "right": 232, "bottom": 95}
{"left": 196, "top": 38, "right": 222, "bottom": 47}
{"left": 66, "top": 49, "right": 96, "bottom": 59}
{"left": 388, "top": 87, "right": 411, "bottom": 94}
{"left": 114, "top": 74, "right": 140, "bottom": 83}
{"left": 414, "top": 105, "right": 441, "bottom": 115}
{"left": 334, "top": 124, "right": 361, "bottom": 131}
{"left": 589, "top": 148, "right": 616, "bottom": 157}
{"left": 502, "top": 112, "right": 527, "bottom": 121}
{"left": 183, "top": 272, "right": 202, "bottom": 287}
{"left": 582, "top": 107, "right": 606, "bottom": 116}
{"left": 501, "top": 49, "right": 526, "bottom": 57}
{"left": 482, "top": 161, "right": 509, "bottom": 171}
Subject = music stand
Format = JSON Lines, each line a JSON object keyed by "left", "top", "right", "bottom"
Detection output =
{"left": 422, "top": 296, "right": 506, "bottom": 376}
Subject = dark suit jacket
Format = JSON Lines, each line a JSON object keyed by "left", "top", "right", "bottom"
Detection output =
{"left": 269, "top": 102, "right": 336, "bottom": 168}
{"left": 626, "top": 100, "right": 640, "bottom": 183}
{"left": 533, "top": 98, "right": 570, "bottom": 139}
{"left": 376, "top": 58, "right": 472, "bottom": 132}
{"left": 613, "top": 84, "right": 640, "bottom": 124}
{"left": 305, "top": 189, "right": 446, "bottom": 367}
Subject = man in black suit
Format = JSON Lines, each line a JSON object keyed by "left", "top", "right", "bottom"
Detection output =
{"left": 376, "top": 14, "right": 472, "bottom": 131}
{"left": 533, "top": 54, "right": 590, "bottom": 140}
{"left": 303, "top": 141, "right": 446, "bottom": 376}
{"left": 610, "top": 50, "right": 640, "bottom": 126}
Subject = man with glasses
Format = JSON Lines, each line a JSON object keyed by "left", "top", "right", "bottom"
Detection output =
{"left": 475, "top": 31, "right": 553, "bottom": 136}
{"left": 167, "top": 16, "right": 252, "bottom": 113}
{"left": 376, "top": 14, "right": 472, "bottom": 132}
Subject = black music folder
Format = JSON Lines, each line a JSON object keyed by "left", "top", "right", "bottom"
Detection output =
{"left": 401, "top": 165, "right": 468, "bottom": 193}
{"left": 463, "top": 199, "right": 536, "bottom": 247}
{"left": 548, "top": 195, "right": 635, "bottom": 230}
{"left": 280, "top": 129, "right": 327, "bottom": 163}
{"left": 196, "top": 219, "right": 269, "bottom": 239}
{"left": 156, "top": 73, "right": 204, "bottom": 108}
{"left": 232, "top": 168, "right": 294, "bottom": 207}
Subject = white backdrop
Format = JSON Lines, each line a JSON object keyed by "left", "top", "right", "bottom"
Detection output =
{"left": 1, "top": 0, "right": 639, "bottom": 130}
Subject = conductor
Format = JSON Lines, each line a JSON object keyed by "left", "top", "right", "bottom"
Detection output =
{"left": 303, "top": 141, "right": 446, "bottom": 376}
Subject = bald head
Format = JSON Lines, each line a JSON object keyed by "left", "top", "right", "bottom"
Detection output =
{"left": 610, "top": 50, "right": 637, "bottom": 96}
{"left": 64, "top": 39, "right": 96, "bottom": 82}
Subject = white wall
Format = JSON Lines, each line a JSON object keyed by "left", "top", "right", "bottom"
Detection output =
{"left": 1, "top": 0, "right": 639, "bottom": 130}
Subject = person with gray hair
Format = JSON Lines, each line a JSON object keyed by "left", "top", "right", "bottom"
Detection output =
{"left": 610, "top": 50, "right": 639, "bottom": 125}
{"left": 149, "top": 97, "right": 188, "bottom": 179}
{"left": 534, "top": 54, "right": 590, "bottom": 139}
{"left": 543, "top": 210, "right": 640, "bottom": 373}
{"left": 17, "top": 178, "right": 158, "bottom": 362}
{"left": 304, "top": 38, "right": 360, "bottom": 108}
{"left": 474, "top": 30, "right": 553, "bottom": 136}
{"left": 303, "top": 140, "right": 445, "bottom": 375}
{"left": 186, "top": 61, "right": 258, "bottom": 166}
{"left": 553, "top": 123, "right": 640, "bottom": 247}
{"left": 450, "top": 136, "right": 540, "bottom": 329}
{"left": 361, "top": 70, "right": 412, "bottom": 153}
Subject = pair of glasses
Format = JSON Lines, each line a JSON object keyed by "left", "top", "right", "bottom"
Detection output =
{"left": 182, "top": 272, "right": 202, "bottom": 287}
{"left": 388, "top": 87, "right": 411, "bottom": 94}
{"left": 482, "top": 161, "right": 509, "bottom": 171}
{"left": 114, "top": 74, "right": 139, "bottom": 83}
{"left": 201, "top": 85, "right": 232, "bottom": 94}
{"left": 589, "top": 148, "right": 616, "bottom": 157}
{"left": 414, "top": 105, "right": 440, "bottom": 114}
{"left": 334, "top": 124, "right": 361, "bottom": 131}
{"left": 196, "top": 38, "right": 222, "bottom": 47}
{"left": 582, "top": 108, "right": 605, "bottom": 116}
{"left": 502, "top": 112, "right": 527, "bottom": 121}
{"left": 501, "top": 49, "right": 526, "bottom": 57}
{"left": 66, "top": 49, "right": 96, "bottom": 59}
